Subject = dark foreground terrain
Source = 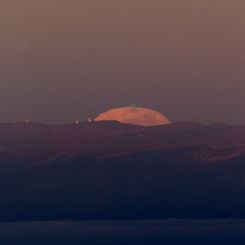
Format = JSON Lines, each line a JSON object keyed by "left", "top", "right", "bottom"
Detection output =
{"left": 1, "top": 219, "right": 245, "bottom": 245}
{"left": 1, "top": 121, "right": 245, "bottom": 220}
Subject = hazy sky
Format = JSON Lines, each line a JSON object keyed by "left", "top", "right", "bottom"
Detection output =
{"left": 1, "top": 0, "right": 245, "bottom": 124}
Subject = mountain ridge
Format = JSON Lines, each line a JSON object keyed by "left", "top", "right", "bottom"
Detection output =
{"left": 1, "top": 121, "right": 245, "bottom": 165}
{"left": 1, "top": 121, "right": 245, "bottom": 220}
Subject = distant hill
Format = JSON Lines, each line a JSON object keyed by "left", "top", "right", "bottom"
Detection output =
{"left": 1, "top": 121, "right": 245, "bottom": 220}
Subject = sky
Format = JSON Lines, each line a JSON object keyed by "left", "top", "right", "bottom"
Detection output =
{"left": 0, "top": 0, "right": 245, "bottom": 124}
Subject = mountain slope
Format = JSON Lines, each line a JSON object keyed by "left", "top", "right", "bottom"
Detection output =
{"left": 0, "top": 121, "right": 245, "bottom": 220}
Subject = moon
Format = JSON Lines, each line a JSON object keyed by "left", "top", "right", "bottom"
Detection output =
{"left": 95, "top": 106, "right": 171, "bottom": 126}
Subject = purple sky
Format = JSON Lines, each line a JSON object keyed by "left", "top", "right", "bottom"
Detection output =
{"left": 0, "top": 0, "right": 245, "bottom": 124}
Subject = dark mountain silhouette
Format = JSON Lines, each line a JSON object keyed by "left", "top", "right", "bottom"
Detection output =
{"left": 1, "top": 121, "right": 245, "bottom": 221}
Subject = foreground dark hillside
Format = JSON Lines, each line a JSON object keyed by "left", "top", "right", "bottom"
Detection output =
{"left": 1, "top": 219, "right": 245, "bottom": 245}
{"left": 1, "top": 121, "right": 245, "bottom": 220}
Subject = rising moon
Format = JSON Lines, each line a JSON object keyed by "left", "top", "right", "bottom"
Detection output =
{"left": 95, "top": 106, "right": 171, "bottom": 126}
